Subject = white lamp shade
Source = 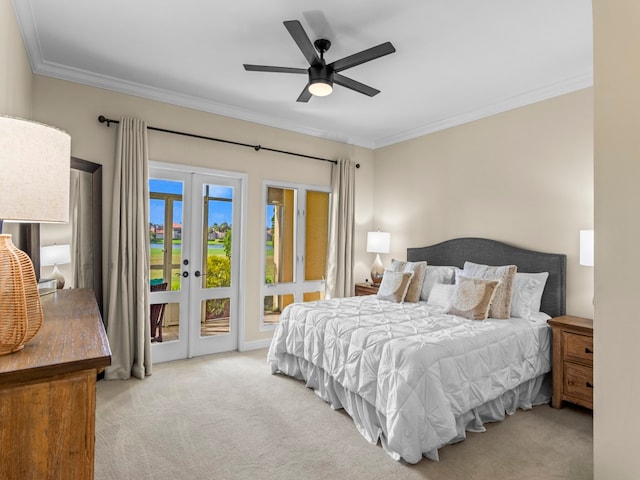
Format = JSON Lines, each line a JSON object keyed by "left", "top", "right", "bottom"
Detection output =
{"left": 367, "top": 231, "right": 390, "bottom": 254}
{"left": 41, "top": 244, "right": 71, "bottom": 266}
{"left": 580, "top": 229, "right": 594, "bottom": 266}
{"left": 0, "top": 116, "right": 71, "bottom": 223}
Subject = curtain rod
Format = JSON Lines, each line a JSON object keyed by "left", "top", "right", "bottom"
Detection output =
{"left": 97, "top": 115, "right": 360, "bottom": 168}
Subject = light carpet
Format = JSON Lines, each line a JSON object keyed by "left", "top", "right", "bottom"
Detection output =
{"left": 95, "top": 348, "right": 593, "bottom": 480}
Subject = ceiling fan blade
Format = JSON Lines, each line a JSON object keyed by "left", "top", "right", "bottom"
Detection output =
{"left": 243, "top": 64, "right": 307, "bottom": 74}
{"left": 284, "top": 20, "right": 320, "bottom": 66}
{"left": 334, "top": 74, "right": 380, "bottom": 97}
{"left": 329, "top": 42, "right": 396, "bottom": 73}
{"left": 296, "top": 84, "right": 313, "bottom": 103}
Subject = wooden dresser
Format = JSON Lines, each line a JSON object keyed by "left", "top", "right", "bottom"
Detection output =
{"left": 0, "top": 289, "right": 111, "bottom": 480}
{"left": 548, "top": 315, "right": 593, "bottom": 410}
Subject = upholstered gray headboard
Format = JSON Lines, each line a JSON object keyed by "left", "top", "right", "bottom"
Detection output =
{"left": 407, "top": 237, "right": 567, "bottom": 318}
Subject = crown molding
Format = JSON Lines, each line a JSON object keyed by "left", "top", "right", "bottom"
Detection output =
{"left": 373, "top": 72, "right": 593, "bottom": 149}
{"left": 34, "top": 60, "right": 375, "bottom": 148}
{"left": 33, "top": 59, "right": 592, "bottom": 151}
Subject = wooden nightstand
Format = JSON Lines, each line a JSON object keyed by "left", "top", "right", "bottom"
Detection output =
{"left": 355, "top": 282, "right": 379, "bottom": 296}
{"left": 547, "top": 315, "right": 593, "bottom": 410}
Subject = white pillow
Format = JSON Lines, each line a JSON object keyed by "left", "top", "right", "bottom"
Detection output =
{"left": 420, "top": 265, "right": 459, "bottom": 301}
{"left": 510, "top": 272, "right": 549, "bottom": 318}
{"left": 427, "top": 284, "right": 456, "bottom": 309}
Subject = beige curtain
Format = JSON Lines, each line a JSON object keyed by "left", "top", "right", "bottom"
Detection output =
{"left": 325, "top": 158, "right": 356, "bottom": 298}
{"left": 104, "top": 117, "right": 151, "bottom": 380}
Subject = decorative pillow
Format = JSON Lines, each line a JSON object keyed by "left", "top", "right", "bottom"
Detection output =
{"left": 376, "top": 270, "right": 414, "bottom": 303}
{"left": 420, "top": 265, "right": 459, "bottom": 301}
{"left": 390, "top": 260, "right": 427, "bottom": 302}
{"left": 448, "top": 276, "right": 500, "bottom": 321}
{"left": 510, "top": 272, "right": 549, "bottom": 318}
{"left": 427, "top": 283, "right": 456, "bottom": 309}
{"left": 460, "top": 262, "right": 517, "bottom": 319}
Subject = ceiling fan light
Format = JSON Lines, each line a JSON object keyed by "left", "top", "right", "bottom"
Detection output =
{"left": 308, "top": 80, "right": 333, "bottom": 97}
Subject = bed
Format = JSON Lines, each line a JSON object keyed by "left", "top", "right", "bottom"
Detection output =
{"left": 267, "top": 237, "right": 567, "bottom": 463}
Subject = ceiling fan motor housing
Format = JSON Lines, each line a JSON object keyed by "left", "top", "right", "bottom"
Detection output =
{"left": 309, "top": 63, "right": 334, "bottom": 87}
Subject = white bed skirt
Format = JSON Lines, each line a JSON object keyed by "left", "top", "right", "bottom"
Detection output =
{"left": 270, "top": 352, "right": 551, "bottom": 463}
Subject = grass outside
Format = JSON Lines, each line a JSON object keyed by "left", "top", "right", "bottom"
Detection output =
{"left": 150, "top": 239, "right": 276, "bottom": 289}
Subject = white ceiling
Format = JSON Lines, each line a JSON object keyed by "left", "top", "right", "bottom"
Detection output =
{"left": 12, "top": 0, "right": 593, "bottom": 149}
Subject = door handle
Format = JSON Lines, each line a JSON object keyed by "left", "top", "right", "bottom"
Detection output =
{"left": 182, "top": 271, "right": 189, "bottom": 278}
{"left": 194, "top": 271, "right": 201, "bottom": 278}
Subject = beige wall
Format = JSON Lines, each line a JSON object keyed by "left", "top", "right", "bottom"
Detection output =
{"left": 373, "top": 89, "right": 594, "bottom": 318}
{"left": 0, "top": 0, "right": 32, "bottom": 117}
{"left": 32, "top": 75, "right": 375, "bottom": 344}
{"left": 594, "top": 0, "right": 640, "bottom": 478}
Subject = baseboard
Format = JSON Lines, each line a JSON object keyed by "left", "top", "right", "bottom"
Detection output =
{"left": 239, "top": 337, "right": 272, "bottom": 352}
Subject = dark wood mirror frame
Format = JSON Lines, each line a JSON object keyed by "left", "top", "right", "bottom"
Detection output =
{"left": 22, "top": 157, "right": 103, "bottom": 314}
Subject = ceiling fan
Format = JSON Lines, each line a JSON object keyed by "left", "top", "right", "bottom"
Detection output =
{"left": 243, "top": 20, "right": 396, "bottom": 102}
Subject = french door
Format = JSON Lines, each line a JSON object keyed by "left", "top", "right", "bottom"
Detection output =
{"left": 261, "top": 181, "right": 330, "bottom": 328}
{"left": 149, "top": 164, "right": 244, "bottom": 363}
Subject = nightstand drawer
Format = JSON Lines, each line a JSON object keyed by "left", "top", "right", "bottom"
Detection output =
{"left": 563, "top": 332, "right": 593, "bottom": 366}
{"left": 564, "top": 362, "right": 593, "bottom": 403}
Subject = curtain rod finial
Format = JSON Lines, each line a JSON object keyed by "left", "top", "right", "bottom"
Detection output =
{"left": 98, "top": 115, "right": 114, "bottom": 127}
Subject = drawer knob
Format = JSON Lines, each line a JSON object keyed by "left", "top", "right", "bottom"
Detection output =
{"left": 586, "top": 381, "right": 593, "bottom": 389}
{"left": 585, "top": 347, "right": 593, "bottom": 354}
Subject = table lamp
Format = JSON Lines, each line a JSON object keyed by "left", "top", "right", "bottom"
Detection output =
{"left": 367, "top": 231, "right": 390, "bottom": 285}
{"left": 41, "top": 244, "right": 71, "bottom": 289}
{"left": 0, "top": 116, "right": 70, "bottom": 355}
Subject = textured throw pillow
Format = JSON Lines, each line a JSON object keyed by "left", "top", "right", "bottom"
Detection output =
{"left": 460, "top": 262, "right": 517, "bottom": 319}
{"left": 390, "top": 260, "right": 427, "bottom": 302}
{"left": 448, "top": 276, "right": 500, "bottom": 320}
{"left": 427, "top": 283, "right": 456, "bottom": 309}
{"left": 376, "top": 270, "right": 414, "bottom": 303}
{"left": 510, "top": 272, "right": 549, "bottom": 318}
{"left": 420, "top": 265, "right": 459, "bottom": 301}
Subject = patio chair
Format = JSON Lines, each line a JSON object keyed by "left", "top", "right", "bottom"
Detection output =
{"left": 150, "top": 282, "right": 168, "bottom": 342}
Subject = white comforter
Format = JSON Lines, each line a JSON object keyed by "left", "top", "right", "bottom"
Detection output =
{"left": 267, "top": 295, "right": 551, "bottom": 463}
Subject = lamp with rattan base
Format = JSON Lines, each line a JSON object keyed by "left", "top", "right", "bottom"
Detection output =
{"left": 0, "top": 235, "right": 43, "bottom": 355}
{"left": 0, "top": 115, "right": 70, "bottom": 355}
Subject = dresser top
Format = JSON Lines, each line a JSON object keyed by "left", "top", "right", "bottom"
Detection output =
{"left": 0, "top": 289, "right": 111, "bottom": 385}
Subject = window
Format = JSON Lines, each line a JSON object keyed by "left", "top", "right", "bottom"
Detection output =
{"left": 262, "top": 182, "right": 329, "bottom": 327}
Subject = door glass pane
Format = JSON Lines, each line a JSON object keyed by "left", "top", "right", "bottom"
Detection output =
{"left": 201, "top": 298, "right": 230, "bottom": 337}
{"left": 149, "top": 179, "right": 184, "bottom": 291}
{"left": 150, "top": 302, "right": 180, "bottom": 343}
{"left": 265, "top": 187, "right": 296, "bottom": 284}
{"left": 303, "top": 291, "right": 324, "bottom": 302}
{"left": 201, "top": 184, "right": 233, "bottom": 289}
{"left": 305, "top": 191, "right": 329, "bottom": 281}
{"left": 263, "top": 294, "right": 294, "bottom": 325}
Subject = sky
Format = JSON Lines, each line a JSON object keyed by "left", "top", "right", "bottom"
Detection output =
{"left": 149, "top": 179, "right": 233, "bottom": 228}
